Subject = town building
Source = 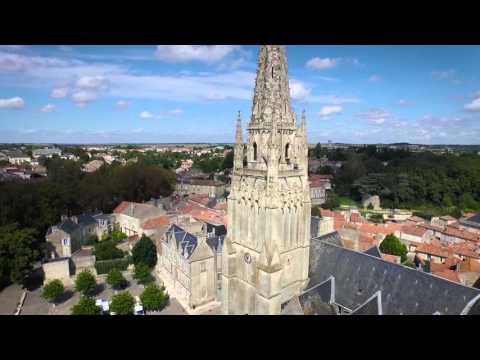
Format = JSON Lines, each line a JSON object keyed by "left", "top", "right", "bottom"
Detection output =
{"left": 113, "top": 201, "right": 170, "bottom": 237}
{"left": 32, "top": 147, "right": 62, "bottom": 159}
{"left": 309, "top": 174, "right": 332, "bottom": 205}
{"left": 176, "top": 178, "right": 227, "bottom": 198}
{"left": 82, "top": 159, "right": 104, "bottom": 173}
{"left": 2, "top": 150, "right": 31, "bottom": 165}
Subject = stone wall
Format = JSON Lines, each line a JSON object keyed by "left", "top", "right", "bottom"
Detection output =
{"left": 42, "top": 258, "right": 72, "bottom": 286}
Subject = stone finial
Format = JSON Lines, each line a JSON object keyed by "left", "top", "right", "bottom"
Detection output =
{"left": 235, "top": 111, "right": 243, "bottom": 144}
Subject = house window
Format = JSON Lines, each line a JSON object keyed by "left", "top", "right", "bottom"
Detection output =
{"left": 200, "top": 262, "right": 206, "bottom": 273}
{"left": 63, "top": 238, "right": 68, "bottom": 246}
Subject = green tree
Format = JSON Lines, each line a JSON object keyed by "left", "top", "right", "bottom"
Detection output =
{"left": 42, "top": 279, "right": 64, "bottom": 304}
{"left": 132, "top": 235, "right": 157, "bottom": 268}
{"left": 140, "top": 283, "right": 169, "bottom": 312}
{"left": 75, "top": 270, "right": 97, "bottom": 296}
{"left": 311, "top": 206, "right": 321, "bottom": 217}
{"left": 110, "top": 291, "right": 135, "bottom": 315}
{"left": 222, "top": 150, "right": 234, "bottom": 170}
{"left": 0, "top": 224, "right": 39, "bottom": 287}
{"left": 134, "top": 263, "right": 154, "bottom": 285}
{"left": 379, "top": 234, "right": 408, "bottom": 263}
{"left": 107, "top": 268, "right": 127, "bottom": 290}
{"left": 94, "top": 240, "right": 124, "bottom": 261}
{"left": 322, "top": 192, "right": 340, "bottom": 210}
{"left": 71, "top": 296, "right": 101, "bottom": 315}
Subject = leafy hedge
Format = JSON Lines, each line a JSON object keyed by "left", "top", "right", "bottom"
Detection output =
{"left": 95, "top": 256, "right": 132, "bottom": 275}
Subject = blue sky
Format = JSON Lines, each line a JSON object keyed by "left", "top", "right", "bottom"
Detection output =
{"left": 0, "top": 45, "right": 479, "bottom": 144}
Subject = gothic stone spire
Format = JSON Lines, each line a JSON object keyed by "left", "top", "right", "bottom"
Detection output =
{"left": 251, "top": 45, "right": 295, "bottom": 126}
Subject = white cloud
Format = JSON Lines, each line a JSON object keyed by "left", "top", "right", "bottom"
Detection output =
{"left": 358, "top": 109, "right": 392, "bottom": 125}
{"left": 318, "top": 105, "right": 343, "bottom": 117}
{"left": 76, "top": 75, "right": 109, "bottom": 91}
{"left": 464, "top": 97, "right": 480, "bottom": 112}
{"left": 289, "top": 80, "right": 311, "bottom": 101}
{"left": 140, "top": 111, "right": 155, "bottom": 119}
{"left": 398, "top": 99, "right": 409, "bottom": 106}
{"left": 41, "top": 104, "right": 56, "bottom": 113}
{"left": 116, "top": 100, "right": 130, "bottom": 109}
{"left": 308, "top": 94, "right": 360, "bottom": 105}
{"left": 155, "top": 45, "right": 240, "bottom": 63}
{"left": 51, "top": 87, "right": 69, "bottom": 99}
{"left": 368, "top": 75, "right": 382, "bottom": 83}
{"left": 72, "top": 90, "right": 99, "bottom": 107}
{"left": 306, "top": 57, "right": 338, "bottom": 70}
{"left": 0, "top": 96, "right": 25, "bottom": 109}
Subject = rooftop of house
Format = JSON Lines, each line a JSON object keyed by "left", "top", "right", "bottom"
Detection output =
{"left": 400, "top": 225, "right": 428, "bottom": 237}
{"left": 113, "top": 201, "right": 166, "bottom": 221}
{"left": 301, "top": 234, "right": 480, "bottom": 315}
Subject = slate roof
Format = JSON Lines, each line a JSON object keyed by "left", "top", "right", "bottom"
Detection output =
{"left": 307, "top": 237, "right": 480, "bottom": 315}
{"left": 364, "top": 246, "right": 382, "bottom": 258}
{"left": 312, "top": 230, "right": 343, "bottom": 247}
{"left": 165, "top": 224, "right": 198, "bottom": 259}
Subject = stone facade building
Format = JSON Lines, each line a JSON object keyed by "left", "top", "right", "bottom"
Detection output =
{"left": 221, "top": 45, "right": 311, "bottom": 315}
{"left": 176, "top": 178, "right": 227, "bottom": 198}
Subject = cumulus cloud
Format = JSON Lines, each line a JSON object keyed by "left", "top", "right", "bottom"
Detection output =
{"left": 464, "top": 97, "right": 480, "bottom": 112}
{"left": 41, "top": 104, "right": 56, "bottom": 113}
{"left": 140, "top": 111, "right": 155, "bottom": 119}
{"left": 289, "top": 80, "right": 311, "bottom": 101}
{"left": 318, "top": 105, "right": 343, "bottom": 117}
{"left": 76, "top": 75, "right": 109, "bottom": 91}
{"left": 306, "top": 57, "right": 338, "bottom": 70}
{"left": 155, "top": 45, "right": 240, "bottom": 63}
{"left": 51, "top": 87, "right": 69, "bottom": 99}
{"left": 140, "top": 109, "right": 183, "bottom": 119}
{"left": 0, "top": 96, "right": 25, "bottom": 109}
{"left": 398, "top": 99, "right": 409, "bottom": 106}
{"left": 71, "top": 90, "right": 99, "bottom": 107}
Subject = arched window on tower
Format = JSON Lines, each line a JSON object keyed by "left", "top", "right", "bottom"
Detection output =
{"left": 253, "top": 142, "right": 258, "bottom": 161}
{"left": 285, "top": 143, "right": 290, "bottom": 160}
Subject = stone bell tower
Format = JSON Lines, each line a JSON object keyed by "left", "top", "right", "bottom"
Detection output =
{"left": 221, "top": 45, "right": 311, "bottom": 315}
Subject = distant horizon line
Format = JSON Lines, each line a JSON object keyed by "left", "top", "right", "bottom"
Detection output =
{"left": 1, "top": 142, "right": 480, "bottom": 147}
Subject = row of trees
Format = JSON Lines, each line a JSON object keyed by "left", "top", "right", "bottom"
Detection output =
{"left": 313, "top": 144, "right": 480, "bottom": 215}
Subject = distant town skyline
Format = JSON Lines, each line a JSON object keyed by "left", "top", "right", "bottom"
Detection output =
{"left": 1, "top": 45, "right": 480, "bottom": 144}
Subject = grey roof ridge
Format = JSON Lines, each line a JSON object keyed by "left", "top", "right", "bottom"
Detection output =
{"left": 319, "top": 239, "right": 480, "bottom": 297}
{"left": 350, "top": 290, "right": 383, "bottom": 315}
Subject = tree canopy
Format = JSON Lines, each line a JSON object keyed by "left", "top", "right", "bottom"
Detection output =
{"left": 71, "top": 296, "right": 102, "bottom": 315}
{"left": 132, "top": 235, "right": 157, "bottom": 268}
{"left": 42, "top": 279, "right": 64, "bottom": 304}
{"left": 133, "top": 263, "right": 155, "bottom": 285}
{"left": 379, "top": 234, "right": 408, "bottom": 263}
{"left": 0, "top": 224, "right": 39, "bottom": 288}
{"left": 140, "top": 283, "right": 169, "bottom": 312}
{"left": 75, "top": 270, "right": 97, "bottom": 296}
{"left": 107, "top": 268, "right": 128, "bottom": 290}
{"left": 110, "top": 291, "right": 135, "bottom": 315}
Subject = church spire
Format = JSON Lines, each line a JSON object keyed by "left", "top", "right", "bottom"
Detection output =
{"left": 251, "top": 45, "right": 295, "bottom": 126}
{"left": 235, "top": 110, "right": 243, "bottom": 144}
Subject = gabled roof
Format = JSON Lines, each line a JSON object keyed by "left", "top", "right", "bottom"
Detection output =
{"left": 308, "top": 237, "right": 480, "bottom": 315}
{"left": 350, "top": 291, "right": 383, "bottom": 315}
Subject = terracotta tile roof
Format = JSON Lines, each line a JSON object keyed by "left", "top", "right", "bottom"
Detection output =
{"left": 309, "top": 174, "right": 332, "bottom": 188}
{"left": 432, "top": 270, "right": 461, "bottom": 284}
{"left": 444, "top": 226, "right": 480, "bottom": 242}
{"left": 178, "top": 201, "right": 226, "bottom": 226}
{"left": 141, "top": 215, "right": 171, "bottom": 230}
{"left": 350, "top": 212, "right": 365, "bottom": 223}
{"left": 381, "top": 254, "right": 401, "bottom": 264}
{"left": 407, "top": 216, "right": 426, "bottom": 224}
{"left": 430, "top": 262, "right": 449, "bottom": 273}
{"left": 401, "top": 225, "right": 428, "bottom": 237}
{"left": 113, "top": 201, "right": 130, "bottom": 214}
{"left": 415, "top": 243, "right": 451, "bottom": 259}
